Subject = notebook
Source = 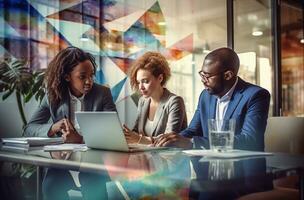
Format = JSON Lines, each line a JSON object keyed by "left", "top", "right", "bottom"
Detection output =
{"left": 75, "top": 111, "right": 168, "bottom": 152}
{"left": 1, "top": 137, "right": 63, "bottom": 153}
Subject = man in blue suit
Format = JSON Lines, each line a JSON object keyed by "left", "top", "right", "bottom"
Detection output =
{"left": 154, "top": 47, "right": 270, "bottom": 151}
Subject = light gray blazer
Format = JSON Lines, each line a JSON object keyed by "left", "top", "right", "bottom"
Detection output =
{"left": 23, "top": 83, "right": 116, "bottom": 137}
{"left": 133, "top": 88, "right": 187, "bottom": 137}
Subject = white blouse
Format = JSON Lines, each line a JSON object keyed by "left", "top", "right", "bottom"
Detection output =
{"left": 144, "top": 118, "right": 154, "bottom": 137}
{"left": 69, "top": 91, "right": 84, "bottom": 134}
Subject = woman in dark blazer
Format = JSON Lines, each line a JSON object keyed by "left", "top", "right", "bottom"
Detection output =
{"left": 23, "top": 47, "right": 116, "bottom": 141}
{"left": 23, "top": 83, "right": 115, "bottom": 138}
{"left": 23, "top": 47, "right": 115, "bottom": 200}
{"left": 123, "top": 51, "right": 187, "bottom": 144}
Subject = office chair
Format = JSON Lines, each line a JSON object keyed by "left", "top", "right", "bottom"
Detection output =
{"left": 238, "top": 116, "right": 304, "bottom": 200}
{"left": 265, "top": 116, "right": 304, "bottom": 154}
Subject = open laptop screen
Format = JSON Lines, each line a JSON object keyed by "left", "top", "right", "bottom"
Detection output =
{"left": 76, "top": 111, "right": 130, "bottom": 151}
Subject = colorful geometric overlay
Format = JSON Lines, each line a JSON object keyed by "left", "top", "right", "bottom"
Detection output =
{"left": 0, "top": 0, "right": 193, "bottom": 125}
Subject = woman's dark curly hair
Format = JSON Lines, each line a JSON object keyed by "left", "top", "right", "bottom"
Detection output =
{"left": 129, "top": 51, "right": 171, "bottom": 91}
{"left": 45, "top": 47, "right": 97, "bottom": 106}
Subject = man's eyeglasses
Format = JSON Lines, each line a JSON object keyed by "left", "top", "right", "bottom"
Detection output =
{"left": 198, "top": 70, "right": 225, "bottom": 82}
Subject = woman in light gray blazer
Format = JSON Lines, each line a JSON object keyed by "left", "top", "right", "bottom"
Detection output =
{"left": 123, "top": 52, "right": 187, "bottom": 144}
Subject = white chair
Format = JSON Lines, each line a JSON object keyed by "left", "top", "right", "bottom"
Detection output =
{"left": 265, "top": 117, "right": 304, "bottom": 154}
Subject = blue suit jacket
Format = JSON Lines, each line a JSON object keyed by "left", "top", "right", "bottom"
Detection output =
{"left": 181, "top": 78, "right": 270, "bottom": 151}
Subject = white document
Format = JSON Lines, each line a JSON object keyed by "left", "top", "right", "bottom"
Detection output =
{"left": 44, "top": 143, "right": 88, "bottom": 152}
{"left": 183, "top": 149, "right": 273, "bottom": 158}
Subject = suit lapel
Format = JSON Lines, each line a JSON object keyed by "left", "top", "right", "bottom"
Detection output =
{"left": 151, "top": 89, "right": 170, "bottom": 136}
{"left": 208, "top": 95, "right": 217, "bottom": 120}
{"left": 224, "top": 79, "right": 245, "bottom": 120}
{"left": 139, "top": 98, "right": 150, "bottom": 133}
{"left": 224, "top": 92, "right": 243, "bottom": 120}
{"left": 84, "top": 93, "right": 93, "bottom": 111}
{"left": 83, "top": 85, "right": 94, "bottom": 111}
{"left": 151, "top": 103, "right": 165, "bottom": 136}
{"left": 59, "top": 93, "right": 70, "bottom": 119}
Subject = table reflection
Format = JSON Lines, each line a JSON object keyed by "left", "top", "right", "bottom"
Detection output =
{"left": 49, "top": 151, "right": 73, "bottom": 160}
{"left": 189, "top": 157, "right": 273, "bottom": 200}
{"left": 45, "top": 150, "right": 110, "bottom": 200}
{"left": 208, "top": 159, "right": 234, "bottom": 180}
{"left": 46, "top": 149, "right": 192, "bottom": 199}
{"left": 2, "top": 149, "right": 303, "bottom": 199}
{"left": 120, "top": 151, "right": 191, "bottom": 199}
{"left": 43, "top": 149, "right": 278, "bottom": 200}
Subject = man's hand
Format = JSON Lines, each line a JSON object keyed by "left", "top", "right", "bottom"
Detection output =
{"left": 153, "top": 132, "right": 193, "bottom": 149}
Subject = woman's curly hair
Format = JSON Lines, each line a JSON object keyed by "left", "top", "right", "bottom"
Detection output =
{"left": 129, "top": 51, "right": 171, "bottom": 91}
{"left": 45, "top": 47, "right": 97, "bottom": 106}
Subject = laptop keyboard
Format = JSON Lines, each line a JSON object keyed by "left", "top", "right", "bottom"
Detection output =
{"left": 128, "top": 143, "right": 168, "bottom": 150}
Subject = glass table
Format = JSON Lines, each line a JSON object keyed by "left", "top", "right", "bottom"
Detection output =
{"left": 0, "top": 149, "right": 303, "bottom": 200}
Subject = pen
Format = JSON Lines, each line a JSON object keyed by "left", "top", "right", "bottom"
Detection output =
{"left": 60, "top": 115, "right": 68, "bottom": 136}
{"left": 64, "top": 114, "right": 77, "bottom": 133}
{"left": 54, "top": 115, "right": 68, "bottom": 137}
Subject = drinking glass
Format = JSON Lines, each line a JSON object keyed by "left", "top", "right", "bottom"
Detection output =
{"left": 208, "top": 119, "right": 236, "bottom": 152}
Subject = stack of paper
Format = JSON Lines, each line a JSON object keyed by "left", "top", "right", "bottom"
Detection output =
{"left": 1, "top": 137, "right": 64, "bottom": 153}
{"left": 44, "top": 143, "right": 88, "bottom": 152}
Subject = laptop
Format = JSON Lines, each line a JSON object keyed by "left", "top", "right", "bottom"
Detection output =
{"left": 75, "top": 111, "right": 168, "bottom": 152}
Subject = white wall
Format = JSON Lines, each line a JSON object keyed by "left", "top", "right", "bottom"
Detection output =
{"left": 0, "top": 92, "right": 38, "bottom": 138}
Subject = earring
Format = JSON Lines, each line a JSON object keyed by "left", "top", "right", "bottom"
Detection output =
{"left": 64, "top": 75, "right": 70, "bottom": 82}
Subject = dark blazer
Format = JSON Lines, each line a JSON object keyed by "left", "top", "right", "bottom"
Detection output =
{"left": 181, "top": 78, "right": 270, "bottom": 151}
{"left": 23, "top": 83, "right": 116, "bottom": 137}
{"left": 133, "top": 88, "right": 187, "bottom": 137}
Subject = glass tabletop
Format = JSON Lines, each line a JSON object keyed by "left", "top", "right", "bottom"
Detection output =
{"left": 1, "top": 149, "right": 303, "bottom": 199}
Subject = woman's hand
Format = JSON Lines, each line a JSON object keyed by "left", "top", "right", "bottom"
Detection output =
{"left": 152, "top": 132, "right": 192, "bottom": 148}
{"left": 49, "top": 118, "right": 83, "bottom": 143}
{"left": 61, "top": 119, "right": 83, "bottom": 143}
{"left": 123, "top": 125, "right": 154, "bottom": 144}
{"left": 48, "top": 118, "right": 70, "bottom": 136}
{"left": 123, "top": 124, "right": 140, "bottom": 144}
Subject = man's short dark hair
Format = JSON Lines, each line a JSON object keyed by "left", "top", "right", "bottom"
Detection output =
{"left": 205, "top": 47, "right": 240, "bottom": 74}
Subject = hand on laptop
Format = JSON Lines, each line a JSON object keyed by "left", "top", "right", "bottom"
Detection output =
{"left": 123, "top": 124, "right": 140, "bottom": 143}
{"left": 153, "top": 132, "right": 193, "bottom": 149}
{"left": 123, "top": 124, "right": 153, "bottom": 145}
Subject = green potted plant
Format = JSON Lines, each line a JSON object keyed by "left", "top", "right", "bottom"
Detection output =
{"left": 0, "top": 57, "right": 45, "bottom": 132}
{"left": 0, "top": 57, "right": 46, "bottom": 199}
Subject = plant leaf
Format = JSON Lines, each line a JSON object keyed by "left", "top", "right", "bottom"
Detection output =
{"left": 2, "top": 89, "right": 14, "bottom": 100}
{"left": 1, "top": 58, "right": 45, "bottom": 110}
{"left": 35, "top": 89, "right": 46, "bottom": 103}
{"left": 24, "top": 91, "right": 33, "bottom": 103}
{"left": 0, "top": 81, "right": 9, "bottom": 92}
